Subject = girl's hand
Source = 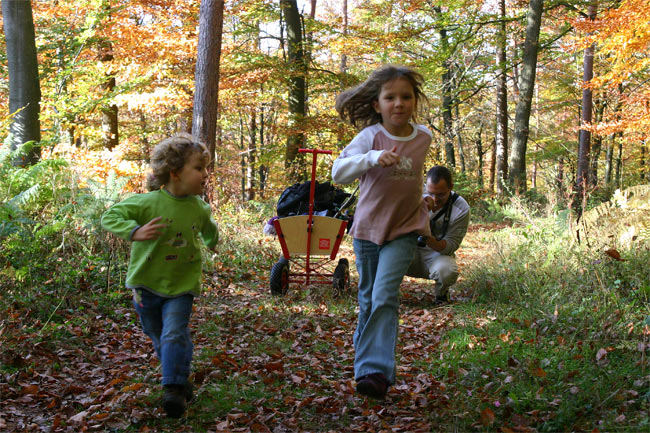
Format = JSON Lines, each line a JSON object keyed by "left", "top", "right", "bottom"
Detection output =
{"left": 378, "top": 145, "right": 400, "bottom": 167}
{"left": 132, "top": 217, "right": 166, "bottom": 241}
{"left": 423, "top": 195, "right": 435, "bottom": 211}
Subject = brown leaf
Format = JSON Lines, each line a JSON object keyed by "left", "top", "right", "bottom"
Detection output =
{"left": 596, "top": 348, "right": 608, "bottom": 361}
{"left": 480, "top": 407, "right": 495, "bottom": 426}
{"left": 531, "top": 367, "right": 547, "bottom": 378}
{"left": 121, "top": 383, "right": 144, "bottom": 393}
{"left": 21, "top": 384, "right": 39, "bottom": 395}
{"left": 604, "top": 249, "right": 624, "bottom": 261}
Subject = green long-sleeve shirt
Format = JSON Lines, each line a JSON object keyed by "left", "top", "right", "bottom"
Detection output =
{"left": 101, "top": 189, "right": 219, "bottom": 297}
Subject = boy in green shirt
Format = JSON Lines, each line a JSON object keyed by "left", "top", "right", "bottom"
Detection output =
{"left": 102, "top": 134, "right": 218, "bottom": 418}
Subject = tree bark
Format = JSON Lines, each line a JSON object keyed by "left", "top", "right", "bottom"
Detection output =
{"left": 576, "top": 3, "right": 597, "bottom": 202}
{"left": 2, "top": 0, "right": 42, "bottom": 165}
{"left": 495, "top": 0, "right": 508, "bottom": 194}
{"left": 454, "top": 103, "right": 466, "bottom": 173}
{"left": 246, "top": 109, "right": 257, "bottom": 201}
{"left": 615, "top": 133, "right": 622, "bottom": 188}
{"left": 281, "top": 0, "right": 306, "bottom": 181}
{"left": 604, "top": 138, "right": 613, "bottom": 186}
{"left": 192, "top": 0, "right": 225, "bottom": 173}
{"left": 475, "top": 125, "right": 484, "bottom": 188}
{"left": 98, "top": 1, "right": 118, "bottom": 151}
{"left": 641, "top": 141, "right": 647, "bottom": 182}
{"left": 508, "top": 0, "right": 544, "bottom": 193}
{"left": 490, "top": 134, "right": 496, "bottom": 192}
{"left": 341, "top": 0, "right": 348, "bottom": 73}
{"left": 589, "top": 99, "right": 604, "bottom": 187}
{"left": 440, "top": 42, "right": 456, "bottom": 167}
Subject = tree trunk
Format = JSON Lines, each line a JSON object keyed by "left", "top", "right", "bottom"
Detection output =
{"left": 604, "top": 138, "right": 613, "bottom": 186}
{"left": 495, "top": 0, "right": 508, "bottom": 194}
{"left": 246, "top": 109, "right": 257, "bottom": 201}
{"left": 192, "top": 0, "right": 225, "bottom": 173}
{"left": 512, "top": 41, "right": 521, "bottom": 97}
{"left": 556, "top": 157, "right": 565, "bottom": 203}
{"left": 490, "top": 134, "right": 496, "bottom": 192}
{"left": 441, "top": 53, "right": 456, "bottom": 167}
{"left": 239, "top": 115, "right": 246, "bottom": 201}
{"left": 615, "top": 133, "right": 623, "bottom": 188}
{"left": 454, "top": 103, "right": 466, "bottom": 173}
{"left": 641, "top": 141, "right": 647, "bottom": 182}
{"left": 281, "top": 0, "right": 306, "bottom": 181}
{"left": 97, "top": 1, "right": 118, "bottom": 153}
{"left": 258, "top": 104, "right": 267, "bottom": 197}
{"left": 3, "top": 0, "right": 41, "bottom": 165}
{"left": 475, "top": 125, "right": 484, "bottom": 188}
{"left": 576, "top": 3, "right": 597, "bottom": 202}
{"left": 508, "top": 0, "right": 544, "bottom": 193}
{"left": 589, "top": 99, "right": 604, "bottom": 187}
{"left": 341, "top": 0, "right": 348, "bottom": 73}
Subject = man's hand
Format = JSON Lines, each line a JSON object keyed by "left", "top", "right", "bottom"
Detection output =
{"left": 132, "top": 217, "right": 166, "bottom": 241}
{"left": 378, "top": 145, "right": 400, "bottom": 168}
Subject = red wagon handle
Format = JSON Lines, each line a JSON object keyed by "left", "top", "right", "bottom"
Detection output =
{"left": 297, "top": 148, "right": 333, "bottom": 285}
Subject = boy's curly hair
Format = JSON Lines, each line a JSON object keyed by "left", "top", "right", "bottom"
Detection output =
{"left": 147, "top": 133, "right": 209, "bottom": 191}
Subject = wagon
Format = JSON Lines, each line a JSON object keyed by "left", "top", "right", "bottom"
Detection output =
{"left": 269, "top": 148, "right": 353, "bottom": 296}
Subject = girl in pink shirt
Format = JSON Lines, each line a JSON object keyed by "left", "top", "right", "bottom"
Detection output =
{"left": 332, "top": 65, "right": 431, "bottom": 399}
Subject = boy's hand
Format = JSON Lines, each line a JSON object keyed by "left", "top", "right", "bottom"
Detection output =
{"left": 378, "top": 145, "right": 400, "bottom": 168}
{"left": 132, "top": 217, "right": 166, "bottom": 241}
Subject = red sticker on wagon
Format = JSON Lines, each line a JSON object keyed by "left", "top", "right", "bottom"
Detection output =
{"left": 319, "top": 238, "right": 330, "bottom": 249}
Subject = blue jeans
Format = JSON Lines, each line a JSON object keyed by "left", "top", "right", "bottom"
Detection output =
{"left": 353, "top": 234, "right": 417, "bottom": 384}
{"left": 133, "top": 289, "right": 194, "bottom": 386}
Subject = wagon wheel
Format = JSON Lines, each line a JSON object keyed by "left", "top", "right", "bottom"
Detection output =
{"left": 332, "top": 258, "right": 350, "bottom": 297}
{"left": 270, "top": 258, "right": 290, "bottom": 296}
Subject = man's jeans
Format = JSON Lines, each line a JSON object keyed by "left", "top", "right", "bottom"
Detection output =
{"left": 133, "top": 289, "right": 194, "bottom": 386}
{"left": 353, "top": 234, "right": 417, "bottom": 384}
{"left": 406, "top": 247, "right": 459, "bottom": 297}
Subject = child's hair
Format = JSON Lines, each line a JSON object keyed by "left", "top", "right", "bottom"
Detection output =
{"left": 426, "top": 165, "right": 453, "bottom": 187}
{"left": 147, "top": 133, "right": 209, "bottom": 191}
{"left": 335, "top": 65, "right": 426, "bottom": 129}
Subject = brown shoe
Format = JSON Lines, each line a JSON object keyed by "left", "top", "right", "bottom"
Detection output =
{"left": 356, "top": 373, "right": 389, "bottom": 399}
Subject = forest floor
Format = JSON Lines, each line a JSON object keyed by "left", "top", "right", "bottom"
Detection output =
{"left": 0, "top": 222, "right": 647, "bottom": 432}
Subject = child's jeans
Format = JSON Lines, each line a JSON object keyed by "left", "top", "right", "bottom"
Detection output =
{"left": 133, "top": 289, "right": 194, "bottom": 386}
{"left": 352, "top": 233, "right": 417, "bottom": 385}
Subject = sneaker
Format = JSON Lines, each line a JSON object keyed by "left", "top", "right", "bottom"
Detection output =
{"left": 356, "top": 373, "right": 389, "bottom": 399}
{"left": 162, "top": 384, "right": 187, "bottom": 418}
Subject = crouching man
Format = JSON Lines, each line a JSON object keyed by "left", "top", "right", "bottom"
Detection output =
{"left": 406, "top": 166, "right": 470, "bottom": 302}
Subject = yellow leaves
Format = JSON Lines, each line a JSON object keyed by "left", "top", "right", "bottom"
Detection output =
{"left": 42, "top": 140, "right": 144, "bottom": 191}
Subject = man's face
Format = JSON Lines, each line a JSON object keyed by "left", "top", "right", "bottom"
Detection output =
{"left": 426, "top": 178, "right": 452, "bottom": 211}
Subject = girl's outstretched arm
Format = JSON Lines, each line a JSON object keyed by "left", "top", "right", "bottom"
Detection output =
{"left": 331, "top": 129, "right": 384, "bottom": 184}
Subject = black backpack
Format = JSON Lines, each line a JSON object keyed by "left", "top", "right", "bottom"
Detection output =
{"left": 276, "top": 181, "right": 351, "bottom": 218}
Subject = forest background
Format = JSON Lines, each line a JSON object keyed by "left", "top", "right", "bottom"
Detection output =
{"left": 0, "top": 0, "right": 649, "bottom": 432}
